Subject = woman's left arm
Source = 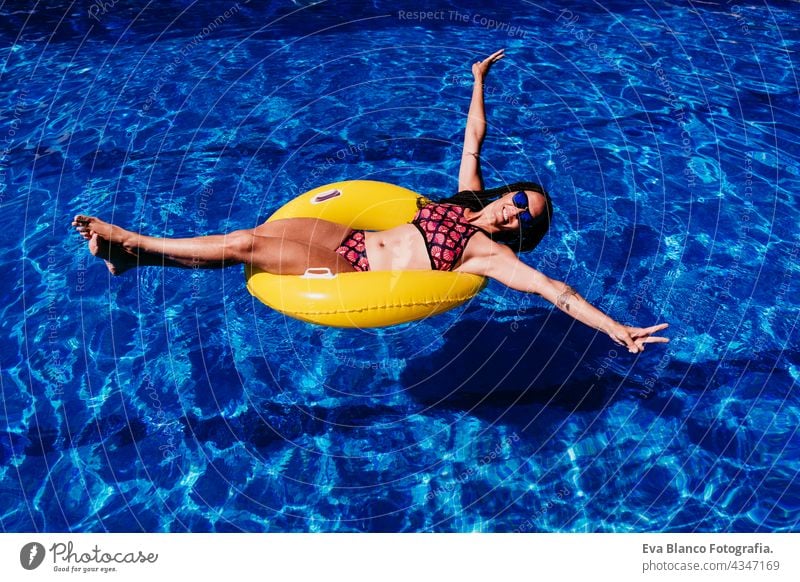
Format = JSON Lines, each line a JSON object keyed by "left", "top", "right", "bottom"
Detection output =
{"left": 466, "top": 244, "right": 669, "bottom": 353}
{"left": 458, "top": 49, "right": 505, "bottom": 192}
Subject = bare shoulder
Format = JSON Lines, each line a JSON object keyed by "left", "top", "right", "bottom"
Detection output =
{"left": 458, "top": 233, "right": 547, "bottom": 293}
{"left": 456, "top": 232, "right": 517, "bottom": 276}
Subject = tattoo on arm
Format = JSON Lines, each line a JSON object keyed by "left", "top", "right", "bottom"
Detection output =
{"left": 556, "top": 284, "right": 579, "bottom": 312}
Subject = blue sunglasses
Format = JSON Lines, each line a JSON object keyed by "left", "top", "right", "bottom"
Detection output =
{"left": 512, "top": 191, "right": 535, "bottom": 227}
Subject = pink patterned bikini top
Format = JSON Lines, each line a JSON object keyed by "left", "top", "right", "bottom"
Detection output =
{"left": 410, "top": 203, "right": 484, "bottom": 271}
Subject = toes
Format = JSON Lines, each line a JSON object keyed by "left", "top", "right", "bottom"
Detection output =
{"left": 73, "top": 215, "right": 89, "bottom": 233}
{"left": 73, "top": 215, "right": 95, "bottom": 239}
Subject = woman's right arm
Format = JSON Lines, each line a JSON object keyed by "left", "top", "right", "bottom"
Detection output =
{"left": 458, "top": 49, "right": 505, "bottom": 192}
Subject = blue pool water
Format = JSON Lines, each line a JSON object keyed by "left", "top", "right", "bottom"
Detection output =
{"left": 1, "top": 0, "right": 798, "bottom": 532}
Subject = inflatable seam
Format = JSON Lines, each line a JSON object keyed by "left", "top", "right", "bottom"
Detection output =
{"left": 289, "top": 294, "right": 479, "bottom": 315}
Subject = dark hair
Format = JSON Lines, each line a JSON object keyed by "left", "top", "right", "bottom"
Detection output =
{"left": 429, "top": 181, "right": 554, "bottom": 253}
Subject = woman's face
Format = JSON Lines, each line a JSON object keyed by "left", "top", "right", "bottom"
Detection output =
{"left": 487, "top": 190, "right": 547, "bottom": 231}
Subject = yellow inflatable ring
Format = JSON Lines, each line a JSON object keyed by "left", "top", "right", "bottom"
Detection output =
{"left": 244, "top": 180, "right": 487, "bottom": 328}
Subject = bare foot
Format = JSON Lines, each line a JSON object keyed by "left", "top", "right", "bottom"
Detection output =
{"left": 73, "top": 215, "right": 136, "bottom": 276}
{"left": 72, "top": 215, "right": 132, "bottom": 245}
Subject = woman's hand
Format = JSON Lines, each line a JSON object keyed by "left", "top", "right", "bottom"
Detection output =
{"left": 606, "top": 323, "right": 670, "bottom": 354}
{"left": 472, "top": 48, "right": 505, "bottom": 82}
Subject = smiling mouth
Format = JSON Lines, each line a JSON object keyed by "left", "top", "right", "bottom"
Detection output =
{"left": 502, "top": 206, "right": 508, "bottom": 224}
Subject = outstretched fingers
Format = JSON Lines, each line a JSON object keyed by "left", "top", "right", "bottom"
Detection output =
{"left": 478, "top": 49, "right": 505, "bottom": 69}
{"left": 610, "top": 323, "right": 670, "bottom": 353}
{"left": 639, "top": 336, "right": 670, "bottom": 344}
{"left": 629, "top": 323, "right": 670, "bottom": 353}
{"left": 638, "top": 323, "right": 669, "bottom": 334}
{"left": 485, "top": 48, "right": 505, "bottom": 62}
{"left": 630, "top": 323, "right": 670, "bottom": 340}
{"left": 473, "top": 49, "right": 506, "bottom": 79}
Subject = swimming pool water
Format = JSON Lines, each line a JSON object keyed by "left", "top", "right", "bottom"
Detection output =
{"left": 1, "top": 0, "right": 798, "bottom": 532}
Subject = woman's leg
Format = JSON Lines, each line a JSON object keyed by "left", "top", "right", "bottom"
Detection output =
{"left": 75, "top": 216, "right": 227, "bottom": 274}
{"left": 253, "top": 217, "right": 352, "bottom": 246}
{"left": 73, "top": 215, "right": 356, "bottom": 275}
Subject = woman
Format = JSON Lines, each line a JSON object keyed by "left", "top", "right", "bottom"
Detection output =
{"left": 73, "top": 49, "right": 668, "bottom": 353}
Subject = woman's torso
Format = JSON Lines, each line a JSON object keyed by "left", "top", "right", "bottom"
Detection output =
{"left": 364, "top": 203, "right": 485, "bottom": 272}
{"left": 364, "top": 223, "right": 435, "bottom": 271}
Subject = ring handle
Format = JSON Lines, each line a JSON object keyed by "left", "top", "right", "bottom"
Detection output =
{"left": 302, "top": 267, "right": 335, "bottom": 279}
{"left": 310, "top": 189, "right": 342, "bottom": 204}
